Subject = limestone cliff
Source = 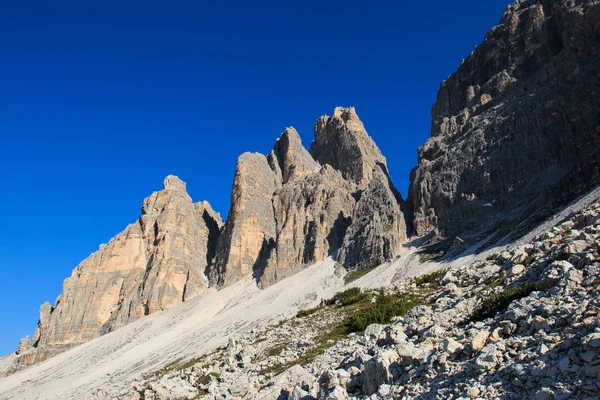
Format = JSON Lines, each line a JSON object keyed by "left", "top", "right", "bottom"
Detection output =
{"left": 408, "top": 0, "right": 600, "bottom": 240}
{"left": 211, "top": 108, "right": 410, "bottom": 288}
{"left": 16, "top": 176, "right": 222, "bottom": 367}
{"left": 310, "top": 107, "right": 388, "bottom": 187}
{"left": 210, "top": 153, "right": 279, "bottom": 287}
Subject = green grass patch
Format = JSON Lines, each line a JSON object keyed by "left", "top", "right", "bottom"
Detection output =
{"left": 142, "top": 348, "right": 224, "bottom": 380}
{"left": 413, "top": 268, "right": 449, "bottom": 290}
{"left": 471, "top": 283, "right": 535, "bottom": 322}
{"left": 262, "top": 290, "right": 424, "bottom": 377}
{"left": 261, "top": 322, "right": 351, "bottom": 376}
{"left": 265, "top": 343, "right": 286, "bottom": 357}
{"left": 487, "top": 271, "right": 507, "bottom": 289}
{"left": 296, "top": 306, "right": 321, "bottom": 319}
{"left": 325, "top": 287, "right": 369, "bottom": 307}
{"left": 344, "top": 267, "right": 376, "bottom": 284}
{"left": 419, "top": 252, "right": 444, "bottom": 263}
{"left": 346, "top": 292, "right": 423, "bottom": 332}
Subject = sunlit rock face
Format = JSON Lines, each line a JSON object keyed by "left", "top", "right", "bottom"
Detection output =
{"left": 14, "top": 108, "right": 411, "bottom": 370}
{"left": 16, "top": 176, "right": 222, "bottom": 368}
{"left": 211, "top": 108, "right": 410, "bottom": 288}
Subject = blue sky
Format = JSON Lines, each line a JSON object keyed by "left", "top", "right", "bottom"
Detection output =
{"left": 0, "top": 0, "right": 513, "bottom": 355}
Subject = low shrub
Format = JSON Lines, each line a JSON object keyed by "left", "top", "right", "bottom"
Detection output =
{"left": 413, "top": 268, "right": 449, "bottom": 290}
{"left": 346, "top": 292, "right": 422, "bottom": 332}
{"left": 419, "top": 252, "right": 444, "bottom": 263}
{"left": 296, "top": 307, "right": 321, "bottom": 319}
{"left": 265, "top": 343, "right": 286, "bottom": 357}
{"left": 325, "top": 287, "right": 369, "bottom": 307}
{"left": 471, "top": 283, "right": 535, "bottom": 322}
{"left": 344, "top": 267, "right": 376, "bottom": 284}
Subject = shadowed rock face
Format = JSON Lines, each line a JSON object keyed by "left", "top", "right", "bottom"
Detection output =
{"left": 339, "top": 166, "right": 408, "bottom": 270}
{"left": 310, "top": 107, "right": 388, "bottom": 187}
{"left": 16, "top": 176, "right": 222, "bottom": 367}
{"left": 211, "top": 108, "right": 410, "bottom": 288}
{"left": 258, "top": 166, "right": 356, "bottom": 286}
{"left": 408, "top": 0, "right": 600, "bottom": 238}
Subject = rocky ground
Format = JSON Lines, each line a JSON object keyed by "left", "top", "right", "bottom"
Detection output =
{"left": 95, "top": 196, "right": 600, "bottom": 399}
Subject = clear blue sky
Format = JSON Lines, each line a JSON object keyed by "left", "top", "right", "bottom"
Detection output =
{"left": 0, "top": 0, "right": 512, "bottom": 355}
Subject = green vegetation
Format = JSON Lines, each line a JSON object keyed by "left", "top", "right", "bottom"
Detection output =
{"left": 417, "top": 238, "right": 453, "bottom": 263}
{"left": 471, "top": 283, "right": 535, "bottom": 322}
{"left": 265, "top": 342, "right": 286, "bottom": 357}
{"left": 346, "top": 291, "right": 423, "bottom": 332}
{"left": 419, "top": 252, "right": 444, "bottom": 263}
{"left": 296, "top": 288, "right": 371, "bottom": 319}
{"left": 488, "top": 271, "right": 507, "bottom": 289}
{"left": 143, "top": 348, "right": 224, "bottom": 380}
{"left": 296, "top": 306, "right": 321, "bottom": 318}
{"left": 143, "top": 358, "right": 185, "bottom": 379}
{"left": 325, "top": 287, "right": 369, "bottom": 307}
{"left": 344, "top": 267, "right": 376, "bottom": 284}
{"left": 413, "top": 268, "right": 449, "bottom": 290}
{"left": 261, "top": 321, "right": 351, "bottom": 376}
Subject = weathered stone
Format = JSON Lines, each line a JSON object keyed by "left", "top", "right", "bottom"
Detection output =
{"left": 408, "top": 0, "right": 600, "bottom": 239}
{"left": 310, "top": 106, "right": 387, "bottom": 187}
{"left": 211, "top": 108, "right": 409, "bottom": 287}
{"left": 362, "top": 350, "right": 398, "bottom": 396}
{"left": 442, "top": 338, "right": 462, "bottom": 356}
{"left": 364, "top": 324, "right": 385, "bottom": 340}
{"left": 210, "top": 153, "right": 278, "bottom": 287}
{"left": 268, "top": 127, "right": 320, "bottom": 184}
{"left": 471, "top": 330, "right": 490, "bottom": 353}
{"left": 259, "top": 166, "right": 355, "bottom": 286}
{"left": 474, "top": 344, "right": 504, "bottom": 371}
{"left": 338, "top": 165, "right": 408, "bottom": 270}
{"left": 17, "top": 176, "right": 222, "bottom": 367}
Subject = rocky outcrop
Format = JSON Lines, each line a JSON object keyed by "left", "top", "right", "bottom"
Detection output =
{"left": 12, "top": 108, "right": 410, "bottom": 372}
{"left": 268, "top": 127, "right": 320, "bottom": 184}
{"left": 258, "top": 166, "right": 356, "bottom": 286}
{"left": 119, "top": 192, "right": 600, "bottom": 400}
{"left": 408, "top": 0, "right": 600, "bottom": 239}
{"left": 210, "top": 153, "right": 279, "bottom": 287}
{"left": 211, "top": 109, "right": 410, "bottom": 288}
{"left": 338, "top": 166, "right": 408, "bottom": 270}
{"left": 310, "top": 107, "right": 388, "bottom": 187}
{"left": 16, "top": 176, "right": 222, "bottom": 367}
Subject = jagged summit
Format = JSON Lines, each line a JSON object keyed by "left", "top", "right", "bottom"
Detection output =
{"left": 13, "top": 176, "right": 222, "bottom": 370}
{"left": 268, "top": 127, "right": 320, "bottom": 184}
{"left": 209, "top": 107, "right": 408, "bottom": 288}
{"left": 311, "top": 106, "right": 388, "bottom": 188}
{"left": 5, "top": 1, "right": 600, "bottom": 391}
{"left": 162, "top": 174, "right": 187, "bottom": 192}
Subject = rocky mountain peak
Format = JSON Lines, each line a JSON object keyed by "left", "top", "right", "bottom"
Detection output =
{"left": 310, "top": 106, "right": 387, "bottom": 187}
{"left": 268, "top": 127, "right": 320, "bottom": 184}
{"left": 13, "top": 176, "right": 222, "bottom": 370}
{"left": 162, "top": 175, "right": 187, "bottom": 192}
{"left": 408, "top": 0, "right": 600, "bottom": 239}
{"left": 210, "top": 152, "right": 278, "bottom": 287}
{"left": 210, "top": 107, "right": 409, "bottom": 288}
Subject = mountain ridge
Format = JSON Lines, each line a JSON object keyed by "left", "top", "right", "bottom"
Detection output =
{"left": 3, "top": 2, "right": 600, "bottom": 397}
